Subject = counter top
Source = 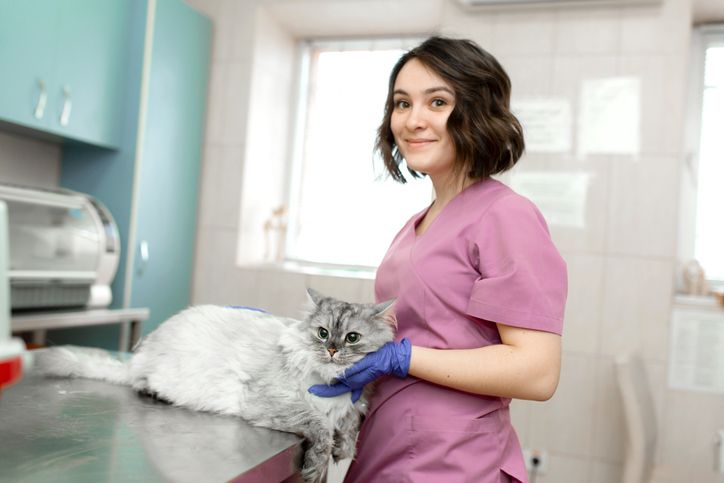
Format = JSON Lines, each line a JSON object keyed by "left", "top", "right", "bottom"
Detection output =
{"left": 11, "top": 308, "right": 151, "bottom": 351}
{"left": 0, "top": 362, "right": 302, "bottom": 482}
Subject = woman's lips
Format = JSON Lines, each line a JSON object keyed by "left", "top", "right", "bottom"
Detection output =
{"left": 406, "top": 139, "right": 435, "bottom": 148}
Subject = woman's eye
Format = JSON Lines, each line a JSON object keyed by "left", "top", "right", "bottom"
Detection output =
{"left": 394, "top": 99, "right": 409, "bottom": 109}
{"left": 345, "top": 332, "right": 361, "bottom": 344}
{"left": 432, "top": 98, "right": 447, "bottom": 107}
{"left": 317, "top": 327, "right": 329, "bottom": 340}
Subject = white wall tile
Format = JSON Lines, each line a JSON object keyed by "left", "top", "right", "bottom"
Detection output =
{"left": 551, "top": 54, "right": 618, "bottom": 98}
{"left": 357, "top": 278, "right": 376, "bottom": 304}
{"left": 197, "top": 144, "right": 222, "bottom": 229}
{"left": 197, "top": 144, "right": 245, "bottom": 230}
{"left": 600, "top": 257, "right": 674, "bottom": 362}
{"left": 220, "top": 61, "right": 253, "bottom": 148}
{"left": 440, "top": 1, "right": 494, "bottom": 48}
{"left": 204, "top": 63, "right": 228, "bottom": 145}
{"left": 216, "top": 0, "right": 257, "bottom": 62}
{"left": 306, "top": 274, "right": 365, "bottom": 304}
{"left": 606, "top": 155, "right": 680, "bottom": 258}
{"left": 203, "top": 62, "right": 253, "bottom": 149}
{"left": 535, "top": 452, "right": 591, "bottom": 483}
{"left": 617, "top": 55, "right": 687, "bottom": 157}
{"left": 591, "top": 356, "right": 626, "bottom": 464}
{"left": 512, "top": 158, "right": 609, "bottom": 254}
{"left": 551, "top": 55, "right": 618, "bottom": 135}
{"left": 236, "top": 9, "right": 295, "bottom": 264}
{"left": 554, "top": 8, "right": 621, "bottom": 55}
{"left": 589, "top": 459, "right": 623, "bottom": 483}
{"left": 220, "top": 266, "right": 264, "bottom": 308}
{"left": 264, "top": 0, "right": 444, "bottom": 38}
{"left": 510, "top": 398, "right": 532, "bottom": 449}
{"left": 192, "top": 226, "right": 254, "bottom": 305}
{"left": 528, "top": 352, "right": 596, "bottom": 457}
{"left": 491, "top": 10, "right": 556, "bottom": 56}
{"left": 505, "top": 55, "right": 554, "bottom": 98}
{"left": 620, "top": 0, "right": 691, "bottom": 55}
{"left": 560, "top": 253, "right": 605, "bottom": 354}
{"left": 256, "top": 268, "right": 308, "bottom": 317}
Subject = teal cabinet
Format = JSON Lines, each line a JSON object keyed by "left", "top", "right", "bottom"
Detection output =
{"left": 0, "top": 0, "right": 60, "bottom": 131}
{"left": 52, "top": 0, "right": 131, "bottom": 148}
{"left": 58, "top": 0, "right": 211, "bottom": 348}
{"left": 0, "top": 0, "right": 130, "bottom": 148}
{"left": 129, "top": 0, "right": 211, "bottom": 336}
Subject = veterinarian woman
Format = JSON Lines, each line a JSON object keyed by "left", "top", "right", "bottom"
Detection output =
{"left": 310, "top": 36, "right": 567, "bottom": 483}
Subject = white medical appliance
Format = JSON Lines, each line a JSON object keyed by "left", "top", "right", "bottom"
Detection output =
{"left": 0, "top": 183, "right": 120, "bottom": 311}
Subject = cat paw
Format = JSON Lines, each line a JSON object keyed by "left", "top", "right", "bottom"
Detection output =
{"left": 301, "top": 445, "right": 331, "bottom": 483}
{"left": 300, "top": 461, "right": 328, "bottom": 483}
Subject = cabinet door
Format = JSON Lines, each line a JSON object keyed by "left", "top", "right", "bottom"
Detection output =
{"left": 52, "top": 0, "right": 131, "bottom": 148}
{"left": 0, "top": 0, "right": 59, "bottom": 130}
{"left": 129, "top": 0, "right": 211, "bottom": 335}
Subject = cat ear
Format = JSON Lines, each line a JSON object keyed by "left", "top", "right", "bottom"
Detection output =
{"left": 306, "top": 288, "right": 325, "bottom": 307}
{"left": 372, "top": 299, "right": 397, "bottom": 328}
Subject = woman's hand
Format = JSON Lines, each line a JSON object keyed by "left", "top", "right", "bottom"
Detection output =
{"left": 308, "top": 338, "right": 412, "bottom": 402}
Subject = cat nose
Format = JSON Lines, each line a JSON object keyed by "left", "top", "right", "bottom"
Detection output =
{"left": 327, "top": 347, "right": 337, "bottom": 357}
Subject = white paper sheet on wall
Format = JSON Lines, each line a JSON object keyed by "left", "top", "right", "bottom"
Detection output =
{"left": 509, "top": 172, "right": 590, "bottom": 228}
{"left": 578, "top": 77, "right": 641, "bottom": 158}
{"left": 668, "top": 308, "right": 724, "bottom": 394}
{"left": 511, "top": 99, "right": 572, "bottom": 153}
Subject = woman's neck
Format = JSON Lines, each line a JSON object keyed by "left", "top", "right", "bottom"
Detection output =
{"left": 430, "top": 171, "right": 476, "bottom": 208}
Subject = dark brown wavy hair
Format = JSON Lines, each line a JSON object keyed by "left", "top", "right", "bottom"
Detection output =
{"left": 376, "top": 36, "right": 525, "bottom": 183}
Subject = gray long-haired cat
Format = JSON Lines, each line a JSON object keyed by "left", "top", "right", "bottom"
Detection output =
{"left": 34, "top": 289, "right": 396, "bottom": 483}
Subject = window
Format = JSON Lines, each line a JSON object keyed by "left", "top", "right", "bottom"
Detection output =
{"left": 285, "top": 39, "right": 431, "bottom": 269}
{"left": 687, "top": 27, "right": 724, "bottom": 286}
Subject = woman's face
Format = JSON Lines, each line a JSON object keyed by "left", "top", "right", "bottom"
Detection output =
{"left": 390, "top": 58, "right": 457, "bottom": 179}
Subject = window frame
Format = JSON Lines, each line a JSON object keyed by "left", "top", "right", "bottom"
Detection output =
{"left": 679, "top": 25, "right": 724, "bottom": 291}
{"left": 282, "top": 37, "right": 425, "bottom": 273}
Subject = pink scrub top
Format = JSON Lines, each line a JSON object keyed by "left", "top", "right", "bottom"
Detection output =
{"left": 344, "top": 178, "right": 567, "bottom": 483}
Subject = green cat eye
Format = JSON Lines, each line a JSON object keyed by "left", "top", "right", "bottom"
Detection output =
{"left": 345, "top": 332, "right": 361, "bottom": 344}
{"left": 317, "top": 327, "right": 329, "bottom": 340}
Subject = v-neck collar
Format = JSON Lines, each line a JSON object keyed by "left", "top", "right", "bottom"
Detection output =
{"left": 413, "top": 178, "right": 490, "bottom": 239}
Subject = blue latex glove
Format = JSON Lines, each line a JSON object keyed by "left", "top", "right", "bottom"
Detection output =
{"left": 308, "top": 338, "right": 412, "bottom": 402}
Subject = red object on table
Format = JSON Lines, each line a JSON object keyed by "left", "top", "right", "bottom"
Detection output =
{"left": 0, "top": 355, "right": 22, "bottom": 389}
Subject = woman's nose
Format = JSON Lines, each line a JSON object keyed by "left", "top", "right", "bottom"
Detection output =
{"left": 405, "top": 105, "right": 426, "bottom": 130}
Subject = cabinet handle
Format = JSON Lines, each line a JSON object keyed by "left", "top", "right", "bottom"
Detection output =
{"left": 60, "top": 85, "right": 72, "bottom": 127}
{"left": 33, "top": 79, "right": 47, "bottom": 120}
{"left": 138, "top": 240, "right": 149, "bottom": 274}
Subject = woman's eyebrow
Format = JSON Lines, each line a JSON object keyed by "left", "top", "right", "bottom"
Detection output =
{"left": 425, "top": 86, "right": 455, "bottom": 95}
{"left": 393, "top": 86, "right": 455, "bottom": 96}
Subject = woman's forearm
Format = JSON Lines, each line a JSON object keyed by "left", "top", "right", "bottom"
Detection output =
{"left": 408, "top": 328, "right": 562, "bottom": 401}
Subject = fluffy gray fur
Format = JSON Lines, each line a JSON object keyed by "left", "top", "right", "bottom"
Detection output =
{"left": 34, "top": 289, "right": 396, "bottom": 483}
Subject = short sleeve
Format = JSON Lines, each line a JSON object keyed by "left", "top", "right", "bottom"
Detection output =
{"left": 466, "top": 193, "right": 567, "bottom": 335}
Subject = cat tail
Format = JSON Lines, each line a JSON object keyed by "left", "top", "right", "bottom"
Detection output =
{"left": 33, "top": 345, "right": 132, "bottom": 386}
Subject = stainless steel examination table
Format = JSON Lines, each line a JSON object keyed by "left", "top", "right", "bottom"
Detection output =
{"left": 0, "top": 355, "right": 303, "bottom": 483}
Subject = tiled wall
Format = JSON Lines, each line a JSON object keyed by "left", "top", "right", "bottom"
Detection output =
{"left": 188, "top": 0, "right": 724, "bottom": 481}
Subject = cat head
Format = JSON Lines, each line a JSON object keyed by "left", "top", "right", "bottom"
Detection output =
{"left": 302, "top": 288, "right": 396, "bottom": 370}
